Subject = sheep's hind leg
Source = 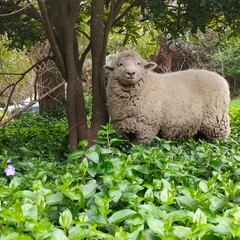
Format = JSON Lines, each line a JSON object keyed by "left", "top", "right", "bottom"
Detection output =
{"left": 200, "top": 114, "right": 230, "bottom": 141}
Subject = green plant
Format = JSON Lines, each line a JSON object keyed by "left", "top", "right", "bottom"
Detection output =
{"left": 0, "top": 105, "right": 240, "bottom": 239}
{"left": 0, "top": 112, "right": 68, "bottom": 162}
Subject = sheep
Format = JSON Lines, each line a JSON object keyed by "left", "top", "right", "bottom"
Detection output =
{"left": 105, "top": 50, "right": 230, "bottom": 145}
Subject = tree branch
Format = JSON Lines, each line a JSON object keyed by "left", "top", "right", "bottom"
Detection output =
{"left": 0, "top": 56, "right": 50, "bottom": 121}
{"left": 113, "top": 0, "right": 140, "bottom": 26}
{"left": 104, "top": 0, "right": 126, "bottom": 37}
{"left": 37, "top": 0, "right": 66, "bottom": 78}
{"left": 79, "top": 43, "right": 91, "bottom": 75}
{"left": 2, "top": 0, "right": 42, "bottom": 21}
{"left": 0, "top": 1, "right": 35, "bottom": 16}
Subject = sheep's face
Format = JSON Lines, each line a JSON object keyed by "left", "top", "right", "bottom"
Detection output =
{"left": 106, "top": 51, "right": 157, "bottom": 86}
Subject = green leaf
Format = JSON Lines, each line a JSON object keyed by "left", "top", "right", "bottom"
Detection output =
{"left": 68, "top": 150, "right": 84, "bottom": 160}
{"left": 160, "top": 187, "right": 170, "bottom": 204}
{"left": 125, "top": 214, "right": 143, "bottom": 227}
{"left": 19, "top": 147, "right": 29, "bottom": 153}
{"left": 108, "top": 209, "right": 136, "bottom": 223}
{"left": 87, "top": 162, "right": 98, "bottom": 177}
{"left": 199, "top": 180, "right": 208, "bottom": 193}
{"left": 209, "top": 196, "right": 223, "bottom": 212}
{"left": 91, "top": 215, "right": 108, "bottom": 226}
{"left": 139, "top": 204, "right": 164, "bottom": 218}
{"left": 59, "top": 208, "right": 72, "bottom": 229}
{"left": 100, "top": 148, "right": 113, "bottom": 154}
{"left": 109, "top": 188, "right": 122, "bottom": 202}
{"left": 85, "top": 151, "right": 99, "bottom": 163}
{"left": 168, "top": 210, "right": 193, "bottom": 223}
{"left": 62, "top": 190, "right": 84, "bottom": 208}
{"left": 9, "top": 177, "right": 22, "bottom": 190}
{"left": 144, "top": 188, "right": 154, "bottom": 202}
{"left": 163, "top": 143, "right": 171, "bottom": 151}
{"left": 0, "top": 227, "right": 19, "bottom": 240}
{"left": 22, "top": 204, "right": 38, "bottom": 222}
{"left": 78, "top": 140, "right": 88, "bottom": 148}
{"left": 13, "top": 190, "right": 36, "bottom": 201}
{"left": 146, "top": 216, "right": 164, "bottom": 236}
{"left": 128, "top": 228, "right": 143, "bottom": 240}
{"left": 46, "top": 192, "right": 64, "bottom": 205}
{"left": 52, "top": 229, "right": 68, "bottom": 240}
{"left": 61, "top": 172, "right": 73, "bottom": 186}
{"left": 173, "top": 226, "right": 192, "bottom": 238}
{"left": 176, "top": 196, "right": 197, "bottom": 210}
{"left": 68, "top": 226, "right": 91, "bottom": 240}
{"left": 81, "top": 180, "right": 98, "bottom": 199}
{"left": 0, "top": 188, "right": 12, "bottom": 198}
{"left": 132, "top": 165, "right": 149, "bottom": 174}
{"left": 212, "top": 224, "right": 232, "bottom": 235}
{"left": 193, "top": 208, "right": 207, "bottom": 225}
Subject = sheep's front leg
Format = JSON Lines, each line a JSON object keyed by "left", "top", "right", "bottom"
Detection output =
{"left": 134, "top": 125, "right": 158, "bottom": 145}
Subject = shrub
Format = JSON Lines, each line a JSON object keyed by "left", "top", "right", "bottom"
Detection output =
{"left": 0, "top": 112, "right": 68, "bottom": 162}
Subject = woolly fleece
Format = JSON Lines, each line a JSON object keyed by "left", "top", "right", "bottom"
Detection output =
{"left": 106, "top": 50, "right": 230, "bottom": 144}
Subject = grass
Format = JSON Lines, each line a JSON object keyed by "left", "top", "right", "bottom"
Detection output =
{"left": 0, "top": 100, "right": 240, "bottom": 239}
{"left": 229, "top": 98, "right": 240, "bottom": 110}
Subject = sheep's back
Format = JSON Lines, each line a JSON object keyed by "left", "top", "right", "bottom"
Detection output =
{"left": 137, "top": 69, "right": 229, "bottom": 127}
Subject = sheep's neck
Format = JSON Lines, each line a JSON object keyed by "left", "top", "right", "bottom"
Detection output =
{"left": 118, "top": 79, "right": 144, "bottom": 98}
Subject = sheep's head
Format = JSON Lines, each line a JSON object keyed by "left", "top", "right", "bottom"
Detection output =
{"left": 105, "top": 50, "right": 157, "bottom": 86}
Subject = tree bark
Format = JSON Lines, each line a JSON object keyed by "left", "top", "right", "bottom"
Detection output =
{"left": 38, "top": 66, "right": 66, "bottom": 115}
{"left": 90, "top": 0, "right": 109, "bottom": 143}
{"left": 30, "top": 41, "right": 66, "bottom": 115}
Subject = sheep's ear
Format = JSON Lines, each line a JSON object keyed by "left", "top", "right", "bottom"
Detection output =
{"left": 144, "top": 62, "right": 157, "bottom": 70}
{"left": 104, "top": 65, "right": 114, "bottom": 71}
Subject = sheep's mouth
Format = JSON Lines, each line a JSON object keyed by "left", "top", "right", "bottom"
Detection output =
{"left": 120, "top": 78, "right": 139, "bottom": 86}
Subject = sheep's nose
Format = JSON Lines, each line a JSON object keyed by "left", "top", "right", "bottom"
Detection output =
{"left": 127, "top": 71, "right": 135, "bottom": 77}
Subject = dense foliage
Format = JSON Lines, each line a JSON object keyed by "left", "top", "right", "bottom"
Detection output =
{"left": 0, "top": 113, "right": 68, "bottom": 162}
{"left": 0, "top": 101, "right": 239, "bottom": 239}
{"left": 142, "top": 0, "right": 240, "bottom": 41}
{"left": 0, "top": 2, "right": 42, "bottom": 51}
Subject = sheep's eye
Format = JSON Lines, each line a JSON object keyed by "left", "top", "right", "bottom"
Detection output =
{"left": 119, "top": 62, "right": 124, "bottom": 67}
{"left": 137, "top": 62, "right": 141, "bottom": 66}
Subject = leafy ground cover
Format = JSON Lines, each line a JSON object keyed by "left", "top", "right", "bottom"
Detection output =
{"left": 0, "top": 101, "right": 240, "bottom": 239}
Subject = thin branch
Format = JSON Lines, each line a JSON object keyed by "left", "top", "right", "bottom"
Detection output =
{"left": 103, "top": 0, "right": 140, "bottom": 51}
{"left": 37, "top": 0, "right": 66, "bottom": 78}
{"left": 104, "top": 0, "right": 126, "bottom": 37}
{"left": 79, "top": 30, "right": 91, "bottom": 41}
{"left": 1, "top": 0, "right": 42, "bottom": 21}
{"left": 0, "top": 56, "right": 50, "bottom": 97}
{"left": 0, "top": 56, "right": 50, "bottom": 121}
{"left": 79, "top": 42, "right": 91, "bottom": 75}
{"left": 0, "top": 1, "right": 36, "bottom": 16}
{"left": 113, "top": 0, "right": 140, "bottom": 26}
{"left": 0, "top": 85, "right": 16, "bottom": 122}
{"left": 0, "top": 82, "right": 65, "bottom": 125}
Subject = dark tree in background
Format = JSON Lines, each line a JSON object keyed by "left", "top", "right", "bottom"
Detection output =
{"left": 29, "top": 41, "right": 66, "bottom": 115}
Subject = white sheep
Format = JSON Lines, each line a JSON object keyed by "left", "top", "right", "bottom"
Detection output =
{"left": 105, "top": 50, "right": 230, "bottom": 144}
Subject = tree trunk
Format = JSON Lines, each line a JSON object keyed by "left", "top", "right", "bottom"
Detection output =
{"left": 37, "top": 0, "right": 125, "bottom": 151}
{"left": 30, "top": 41, "right": 66, "bottom": 115}
{"left": 90, "top": 0, "right": 109, "bottom": 143}
{"left": 61, "top": 2, "right": 89, "bottom": 151}
{"left": 38, "top": 68, "right": 65, "bottom": 115}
